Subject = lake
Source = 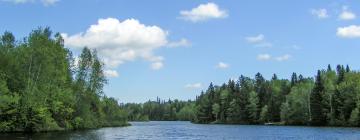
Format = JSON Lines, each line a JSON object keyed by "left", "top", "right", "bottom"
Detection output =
{"left": 1, "top": 121, "right": 360, "bottom": 140}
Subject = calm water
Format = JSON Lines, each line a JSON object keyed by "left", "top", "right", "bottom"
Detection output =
{"left": 1, "top": 121, "right": 360, "bottom": 140}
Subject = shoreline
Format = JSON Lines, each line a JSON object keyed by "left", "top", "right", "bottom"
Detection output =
{"left": 128, "top": 120, "right": 360, "bottom": 128}
{"left": 0, "top": 123, "right": 131, "bottom": 134}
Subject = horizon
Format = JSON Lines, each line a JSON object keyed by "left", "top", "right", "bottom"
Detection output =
{"left": 1, "top": 0, "right": 360, "bottom": 103}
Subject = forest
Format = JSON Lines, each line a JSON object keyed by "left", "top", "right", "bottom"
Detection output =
{"left": 194, "top": 65, "right": 360, "bottom": 126}
{"left": 0, "top": 28, "right": 128, "bottom": 132}
{"left": 1, "top": 28, "right": 360, "bottom": 133}
{"left": 123, "top": 98, "right": 195, "bottom": 121}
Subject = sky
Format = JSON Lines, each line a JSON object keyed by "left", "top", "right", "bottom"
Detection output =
{"left": 1, "top": 0, "right": 360, "bottom": 103}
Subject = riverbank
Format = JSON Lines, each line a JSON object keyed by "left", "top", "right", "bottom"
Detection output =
{"left": 193, "top": 121, "right": 360, "bottom": 128}
{"left": 0, "top": 122, "right": 131, "bottom": 133}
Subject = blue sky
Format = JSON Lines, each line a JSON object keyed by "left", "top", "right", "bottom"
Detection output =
{"left": 1, "top": 0, "right": 360, "bottom": 103}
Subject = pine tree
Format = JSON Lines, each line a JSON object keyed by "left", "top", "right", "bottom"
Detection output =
{"left": 255, "top": 73, "right": 267, "bottom": 109}
{"left": 291, "top": 72, "right": 298, "bottom": 87}
{"left": 327, "top": 64, "right": 332, "bottom": 72}
{"left": 237, "top": 75, "right": 251, "bottom": 123}
{"left": 336, "top": 65, "right": 345, "bottom": 84}
{"left": 310, "top": 70, "right": 327, "bottom": 126}
{"left": 272, "top": 74, "right": 278, "bottom": 81}
{"left": 346, "top": 65, "right": 350, "bottom": 73}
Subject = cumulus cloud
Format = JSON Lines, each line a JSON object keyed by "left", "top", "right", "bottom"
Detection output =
{"left": 2, "top": 0, "right": 59, "bottom": 5}
{"left": 104, "top": 70, "right": 119, "bottom": 78}
{"left": 339, "top": 6, "right": 356, "bottom": 20}
{"left": 185, "top": 83, "right": 202, "bottom": 89}
{"left": 167, "top": 38, "right": 191, "bottom": 48}
{"left": 216, "top": 62, "right": 229, "bottom": 69}
{"left": 311, "top": 8, "right": 329, "bottom": 19}
{"left": 257, "top": 54, "right": 271, "bottom": 61}
{"left": 275, "top": 54, "right": 291, "bottom": 61}
{"left": 62, "top": 18, "right": 169, "bottom": 71}
{"left": 337, "top": 25, "right": 360, "bottom": 38}
{"left": 246, "top": 34, "right": 272, "bottom": 48}
{"left": 179, "top": 2, "right": 228, "bottom": 22}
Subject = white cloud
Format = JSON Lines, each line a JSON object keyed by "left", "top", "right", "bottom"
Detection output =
{"left": 167, "top": 38, "right": 191, "bottom": 48}
{"left": 2, "top": 0, "right": 59, "bottom": 5}
{"left": 151, "top": 62, "right": 163, "bottom": 70}
{"left": 179, "top": 2, "right": 228, "bottom": 22}
{"left": 257, "top": 54, "right": 271, "bottom": 61}
{"left": 104, "top": 69, "right": 119, "bottom": 78}
{"left": 339, "top": 6, "right": 356, "bottom": 20}
{"left": 339, "top": 11, "right": 356, "bottom": 20}
{"left": 257, "top": 54, "right": 291, "bottom": 61}
{"left": 246, "top": 34, "right": 272, "bottom": 48}
{"left": 62, "top": 18, "right": 169, "bottom": 70}
{"left": 245, "top": 34, "right": 264, "bottom": 43}
{"left": 337, "top": 25, "right": 360, "bottom": 38}
{"left": 311, "top": 8, "right": 329, "bottom": 19}
{"left": 185, "top": 83, "right": 202, "bottom": 89}
{"left": 216, "top": 62, "right": 229, "bottom": 69}
{"left": 275, "top": 54, "right": 291, "bottom": 61}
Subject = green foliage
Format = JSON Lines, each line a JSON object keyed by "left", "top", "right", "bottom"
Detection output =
{"left": 194, "top": 64, "right": 360, "bottom": 127}
{"left": 280, "top": 102, "right": 291, "bottom": 123}
{"left": 310, "top": 70, "right": 327, "bottom": 126}
{"left": 0, "top": 29, "right": 127, "bottom": 132}
{"left": 124, "top": 98, "right": 195, "bottom": 122}
{"left": 349, "top": 107, "right": 360, "bottom": 126}
{"left": 177, "top": 104, "right": 196, "bottom": 121}
{"left": 281, "top": 81, "right": 312, "bottom": 125}
{"left": 247, "top": 91, "right": 259, "bottom": 123}
{"left": 212, "top": 103, "right": 220, "bottom": 121}
{"left": 259, "top": 105, "right": 269, "bottom": 123}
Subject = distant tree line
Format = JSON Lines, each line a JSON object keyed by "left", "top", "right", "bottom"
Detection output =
{"left": 194, "top": 65, "right": 360, "bottom": 126}
{"left": 124, "top": 97, "right": 195, "bottom": 121}
{"left": 0, "top": 28, "right": 128, "bottom": 132}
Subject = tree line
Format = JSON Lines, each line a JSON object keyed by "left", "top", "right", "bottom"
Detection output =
{"left": 0, "top": 28, "right": 128, "bottom": 132}
{"left": 123, "top": 97, "right": 195, "bottom": 121}
{"left": 2, "top": 28, "right": 359, "bottom": 133}
{"left": 194, "top": 65, "right": 360, "bottom": 126}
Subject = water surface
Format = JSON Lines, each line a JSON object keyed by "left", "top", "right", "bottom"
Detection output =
{"left": 1, "top": 121, "right": 360, "bottom": 140}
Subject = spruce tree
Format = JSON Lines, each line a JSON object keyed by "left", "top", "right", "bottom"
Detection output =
{"left": 310, "top": 70, "right": 327, "bottom": 126}
{"left": 346, "top": 65, "right": 350, "bottom": 73}
{"left": 291, "top": 72, "right": 298, "bottom": 87}
{"left": 327, "top": 64, "right": 332, "bottom": 72}
{"left": 336, "top": 65, "right": 345, "bottom": 84}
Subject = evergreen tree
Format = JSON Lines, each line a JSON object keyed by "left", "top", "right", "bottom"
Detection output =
{"left": 291, "top": 72, "right": 298, "bottom": 87}
{"left": 310, "top": 70, "right": 327, "bottom": 126}
{"left": 346, "top": 65, "right": 350, "bottom": 73}
{"left": 336, "top": 65, "right": 345, "bottom": 84}
{"left": 327, "top": 64, "right": 332, "bottom": 72}
{"left": 255, "top": 73, "right": 267, "bottom": 109}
